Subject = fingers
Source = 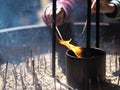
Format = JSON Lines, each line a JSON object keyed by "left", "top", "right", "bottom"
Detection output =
{"left": 45, "top": 6, "right": 52, "bottom": 26}
{"left": 56, "top": 8, "right": 65, "bottom": 26}
{"left": 44, "top": 6, "right": 65, "bottom": 26}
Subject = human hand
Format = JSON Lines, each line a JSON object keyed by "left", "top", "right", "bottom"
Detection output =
{"left": 91, "top": 0, "right": 115, "bottom": 14}
{"left": 44, "top": 5, "right": 66, "bottom": 26}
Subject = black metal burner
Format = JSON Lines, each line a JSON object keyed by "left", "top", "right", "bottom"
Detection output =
{"left": 65, "top": 48, "right": 106, "bottom": 90}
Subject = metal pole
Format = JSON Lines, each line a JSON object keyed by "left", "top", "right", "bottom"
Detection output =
{"left": 86, "top": 0, "right": 91, "bottom": 90}
{"left": 96, "top": 0, "right": 100, "bottom": 48}
{"left": 52, "top": 0, "right": 56, "bottom": 77}
{"left": 86, "top": 0, "right": 91, "bottom": 48}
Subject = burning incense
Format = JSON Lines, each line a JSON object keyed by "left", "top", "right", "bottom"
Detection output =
{"left": 56, "top": 26, "right": 83, "bottom": 58}
{"left": 13, "top": 64, "right": 18, "bottom": 90}
{"left": 82, "top": 20, "right": 87, "bottom": 35}
{"left": 44, "top": 56, "right": 47, "bottom": 74}
{"left": 56, "top": 25, "right": 83, "bottom": 58}
{"left": 20, "top": 67, "right": 26, "bottom": 90}
{"left": 32, "top": 59, "right": 35, "bottom": 84}
{"left": 3, "top": 61, "right": 8, "bottom": 90}
{"left": 59, "top": 39, "right": 83, "bottom": 58}
{"left": 55, "top": 26, "right": 63, "bottom": 40}
{"left": 82, "top": 0, "right": 96, "bottom": 35}
{"left": 91, "top": 0, "right": 96, "bottom": 9}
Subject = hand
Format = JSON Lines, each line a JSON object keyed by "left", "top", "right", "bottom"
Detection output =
{"left": 91, "top": 0, "right": 115, "bottom": 14}
{"left": 44, "top": 5, "right": 66, "bottom": 26}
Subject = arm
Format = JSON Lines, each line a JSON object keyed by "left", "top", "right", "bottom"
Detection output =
{"left": 91, "top": 0, "right": 120, "bottom": 19}
{"left": 41, "top": 0, "right": 75, "bottom": 26}
{"left": 105, "top": 0, "right": 120, "bottom": 19}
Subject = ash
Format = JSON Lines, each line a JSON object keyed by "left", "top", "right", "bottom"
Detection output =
{"left": 0, "top": 51, "right": 120, "bottom": 90}
{"left": 0, "top": 52, "right": 71, "bottom": 90}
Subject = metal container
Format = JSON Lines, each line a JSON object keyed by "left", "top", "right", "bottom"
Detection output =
{"left": 65, "top": 48, "right": 106, "bottom": 89}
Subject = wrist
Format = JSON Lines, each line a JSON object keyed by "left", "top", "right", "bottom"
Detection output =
{"left": 107, "top": 3, "right": 116, "bottom": 13}
{"left": 105, "top": 3, "right": 117, "bottom": 18}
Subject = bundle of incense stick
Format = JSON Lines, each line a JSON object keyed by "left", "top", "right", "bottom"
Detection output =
{"left": 55, "top": 26, "right": 63, "bottom": 40}
{"left": 82, "top": 0, "right": 96, "bottom": 35}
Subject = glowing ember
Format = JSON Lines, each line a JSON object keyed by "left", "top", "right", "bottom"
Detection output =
{"left": 59, "top": 39, "right": 83, "bottom": 58}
